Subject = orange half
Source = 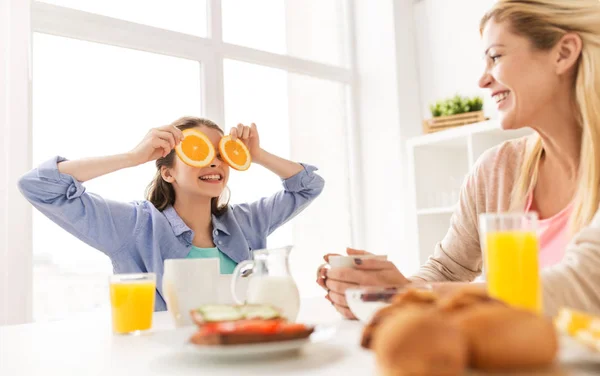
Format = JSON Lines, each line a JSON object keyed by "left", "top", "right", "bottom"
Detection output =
{"left": 218, "top": 135, "right": 251, "bottom": 171}
{"left": 175, "top": 129, "right": 215, "bottom": 168}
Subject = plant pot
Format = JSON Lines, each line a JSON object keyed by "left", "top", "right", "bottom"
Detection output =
{"left": 422, "top": 111, "right": 486, "bottom": 134}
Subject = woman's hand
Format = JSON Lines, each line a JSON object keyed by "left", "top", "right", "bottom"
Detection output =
{"left": 230, "top": 123, "right": 262, "bottom": 163}
{"left": 129, "top": 125, "right": 184, "bottom": 165}
{"left": 316, "top": 248, "right": 371, "bottom": 290}
{"left": 317, "top": 248, "right": 411, "bottom": 319}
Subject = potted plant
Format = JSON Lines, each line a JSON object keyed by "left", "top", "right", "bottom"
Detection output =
{"left": 423, "top": 95, "right": 485, "bottom": 134}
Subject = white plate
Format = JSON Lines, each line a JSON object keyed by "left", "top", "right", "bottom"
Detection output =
{"left": 560, "top": 336, "right": 600, "bottom": 364}
{"left": 148, "top": 324, "right": 337, "bottom": 360}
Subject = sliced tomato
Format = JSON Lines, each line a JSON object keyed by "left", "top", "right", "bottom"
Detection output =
{"left": 279, "top": 323, "right": 309, "bottom": 334}
{"left": 232, "top": 320, "right": 281, "bottom": 334}
{"left": 195, "top": 320, "right": 310, "bottom": 337}
{"left": 197, "top": 320, "right": 280, "bottom": 334}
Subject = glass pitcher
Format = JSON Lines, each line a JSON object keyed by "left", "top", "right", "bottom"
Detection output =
{"left": 231, "top": 245, "right": 300, "bottom": 321}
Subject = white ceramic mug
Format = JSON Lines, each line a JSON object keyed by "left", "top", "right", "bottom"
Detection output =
{"left": 328, "top": 254, "right": 388, "bottom": 269}
{"left": 162, "top": 258, "right": 220, "bottom": 327}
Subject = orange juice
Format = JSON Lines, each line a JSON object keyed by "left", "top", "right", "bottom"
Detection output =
{"left": 109, "top": 276, "right": 156, "bottom": 334}
{"left": 485, "top": 230, "right": 542, "bottom": 313}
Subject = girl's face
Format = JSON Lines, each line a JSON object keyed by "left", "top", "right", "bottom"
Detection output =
{"left": 166, "top": 126, "right": 230, "bottom": 201}
{"left": 478, "top": 20, "right": 561, "bottom": 130}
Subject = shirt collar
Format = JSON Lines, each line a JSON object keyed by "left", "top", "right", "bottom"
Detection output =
{"left": 212, "top": 211, "right": 231, "bottom": 235}
{"left": 163, "top": 205, "right": 231, "bottom": 237}
{"left": 163, "top": 206, "right": 192, "bottom": 237}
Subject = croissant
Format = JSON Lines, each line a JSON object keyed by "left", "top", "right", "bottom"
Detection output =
{"left": 372, "top": 307, "right": 468, "bottom": 376}
{"left": 367, "top": 287, "right": 559, "bottom": 373}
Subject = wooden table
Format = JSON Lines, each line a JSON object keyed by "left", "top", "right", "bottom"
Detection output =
{"left": 1, "top": 298, "right": 599, "bottom": 375}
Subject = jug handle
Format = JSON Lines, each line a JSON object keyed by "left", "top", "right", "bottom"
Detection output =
{"left": 231, "top": 260, "right": 253, "bottom": 304}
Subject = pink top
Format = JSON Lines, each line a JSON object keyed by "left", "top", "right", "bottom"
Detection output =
{"left": 525, "top": 193, "right": 573, "bottom": 268}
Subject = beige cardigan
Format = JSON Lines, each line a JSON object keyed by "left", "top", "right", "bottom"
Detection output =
{"left": 412, "top": 137, "right": 600, "bottom": 316}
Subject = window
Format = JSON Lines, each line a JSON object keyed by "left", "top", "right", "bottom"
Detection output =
{"left": 38, "top": 0, "right": 208, "bottom": 36}
{"left": 222, "top": 0, "right": 348, "bottom": 66}
{"left": 28, "top": 0, "right": 356, "bottom": 321}
{"left": 32, "top": 33, "right": 202, "bottom": 320}
{"left": 224, "top": 60, "right": 352, "bottom": 296}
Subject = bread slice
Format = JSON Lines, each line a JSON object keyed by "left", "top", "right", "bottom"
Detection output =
{"left": 190, "top": 326, "right": 314, "bottom": 346}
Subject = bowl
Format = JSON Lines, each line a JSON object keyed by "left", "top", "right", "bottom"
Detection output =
{"left": 345, "top": 284, "right": 432, "bottom": 323}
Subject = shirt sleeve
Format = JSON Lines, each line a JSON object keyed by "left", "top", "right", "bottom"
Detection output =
{"left": 542, "top": 211, "right": 600, "bottom": 316}
{"left": 18, "top": 156, "right": 142, "bottom": 256}
{"left": 231, "top": 164, "right": 325, "bottom": 238}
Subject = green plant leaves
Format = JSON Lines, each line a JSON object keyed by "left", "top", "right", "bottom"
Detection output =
{"left": 429, "top": 95, "right": 483, "bottom": 117}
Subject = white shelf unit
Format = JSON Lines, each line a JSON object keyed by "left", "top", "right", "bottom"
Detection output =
{"left": 405, "top": 120, "right": 532, "bottom": 271}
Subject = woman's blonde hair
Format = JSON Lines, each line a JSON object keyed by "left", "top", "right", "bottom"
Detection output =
{"left": 480, "top": 0, "right": 600, "bottom": 233}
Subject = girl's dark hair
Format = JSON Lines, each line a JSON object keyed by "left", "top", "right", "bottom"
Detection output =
{"left": 146, "top": 116, "right": 229, "bottom": 215}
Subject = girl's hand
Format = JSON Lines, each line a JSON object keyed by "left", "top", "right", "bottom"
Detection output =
{"left": 230, "top": 123, "right": 262, "bottom": 163}
{"left": 129, "top": 125, "right": 184, "bottom": 165}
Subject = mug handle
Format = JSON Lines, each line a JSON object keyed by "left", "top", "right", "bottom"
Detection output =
{"left": 231, "top": 260, "right": 253, "bottom": 304}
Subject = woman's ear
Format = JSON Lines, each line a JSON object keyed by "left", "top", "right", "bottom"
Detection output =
{"left": 160, "top": 166, "right": 175, "bottom": 183}
{"left": 554, "top": 32, "right": 583, "bottom": 75}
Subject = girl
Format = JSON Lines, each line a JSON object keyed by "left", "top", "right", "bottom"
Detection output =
{"left": 19, "top": 116, "right": 324, "bottom": 311}
{"left": 320, "top": 0, "right": 600, "bottom": 317}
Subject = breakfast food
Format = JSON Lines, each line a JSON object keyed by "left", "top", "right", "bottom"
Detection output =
{"left": 555, "top": 307, "right": 600, "bottom": 352}
{"left": 362, "top": 288, "right": 438, "bottom": 349}
{"left": 190, "top": 304, "right": 282, "bottom": 325}
{"left": 190, "top": 320, "right": 314, "bottom": 346}
{"left": 452, "top": 303, "right": 558, "bottom": 370}
{"left": 555, "top": 307, "right": 600, "bottom": 336}
{"left": 188, "top": 304, "right": 314, "bottom": 346}
{"left": 363, "top": 287, "right": 559, "bottom": 374}
{"left": 391, "top": 288, "right": 438, "bottom": 307}
{"left": 438, "top": 286, "right": 502, "bottom": 313}
{"left": 372, "top": 308, "right": 468, "bottom": 376}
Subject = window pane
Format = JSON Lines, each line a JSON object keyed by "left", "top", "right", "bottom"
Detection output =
{"left": 37, "top": 0, "right": 207, "bottom": 37}
{"left": 222, "top": 0, "right": 347, "bottom": 67}
{"left": 224, "top": 60, "right": 351, "bottom": 298}
{"left": 32, "top": 33, "right": 201, "bottom": 321}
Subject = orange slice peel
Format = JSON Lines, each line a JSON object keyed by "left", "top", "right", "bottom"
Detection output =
{"left": 175, "top": 129, "right": 216, "bottom": 168}
{"left": 218, "top": 135, "right": 252, "bottom": 171}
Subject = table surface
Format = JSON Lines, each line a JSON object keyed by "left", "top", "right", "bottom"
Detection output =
{"left": 1, "top": 298, "right": 599, "bottom": 376}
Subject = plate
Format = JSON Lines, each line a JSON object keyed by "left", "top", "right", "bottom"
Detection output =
{"left": 148, "top": 324, "right": 337, "bottom": 360}
{"left": 560, "top": 336, "right": 600, "bottom": 364}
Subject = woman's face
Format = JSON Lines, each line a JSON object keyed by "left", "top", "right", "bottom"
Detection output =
{"left": 479, "top": 20, "right": 561, "bottom": 130}
{"left": 168, "top": 125, "right": 230, "bottom": 200}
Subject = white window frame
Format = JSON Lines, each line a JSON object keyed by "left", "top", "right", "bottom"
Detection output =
{"left": 1, "top": 0, "right": 365, "bottom": 325}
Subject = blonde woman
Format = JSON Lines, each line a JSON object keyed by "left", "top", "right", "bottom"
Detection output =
{"left": 319, "top": 0, "right": 600, "bottom": 318}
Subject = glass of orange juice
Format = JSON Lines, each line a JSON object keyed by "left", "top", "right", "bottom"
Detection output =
{"left": 109, "top": 273, "right": 156, "bottom": 335}
{"left": 479, "top": 212, "right": 542, "bottom": 313}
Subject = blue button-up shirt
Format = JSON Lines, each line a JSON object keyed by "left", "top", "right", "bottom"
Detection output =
{"left": 18, "top": 156, "right": 325, "bottom": 311}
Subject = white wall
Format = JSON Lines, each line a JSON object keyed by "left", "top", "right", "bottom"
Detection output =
{"left": 413, "top": 0, "right": 497, "bottom": 120}
{"left": 393, "top": 0, "right": 425, "bottom": 274}
{"left": 352, "top": 0, "right": 422, "bottom": 272}
{"left": 0, "top": 0, "right": 33, "bottom": 325}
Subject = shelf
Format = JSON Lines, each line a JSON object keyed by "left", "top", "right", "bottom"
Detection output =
{"left": 407, "top": 118, "right": 534, "bottom": 270}
{"left": 407, "top": 119, "right": 532, "bottom": 149}
{"left": 416, "top": 206, "right": 456, "bottom": 215}
{"left": 407, "top": 120, "right": 500, "bottom": 148}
